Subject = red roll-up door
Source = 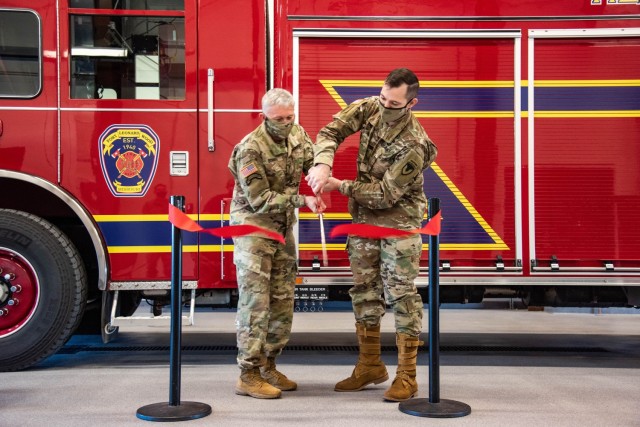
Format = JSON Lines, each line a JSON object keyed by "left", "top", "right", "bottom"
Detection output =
{"left": 296, "top": 34, "right": 518, "bottom": 271}
{"left": 531, "top": 35, "right": 640, "bottom": 270}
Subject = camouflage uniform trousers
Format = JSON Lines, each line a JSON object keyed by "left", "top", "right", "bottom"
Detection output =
{"left": 234, "top": 229, "right": 297, "bottom": 369}
{"left": 347, "top": 233, "right": 423, "bottom": 336}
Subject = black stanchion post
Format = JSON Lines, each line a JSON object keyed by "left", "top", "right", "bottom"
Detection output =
{"left": 428, "top": 197, "right": 441, "bottom": 403}
{"left": 399, "top": 197, "right": 471, "bottom": 418}
{"left": 136, "top": 195, "right": 212, "bottom": 422}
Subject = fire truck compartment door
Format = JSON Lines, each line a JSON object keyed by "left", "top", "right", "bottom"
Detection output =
{"left": 528, "top": 30, "right": 640, "bottom": 271}
{"left": 294, "top": 31, "right": 522, "bottom": 272}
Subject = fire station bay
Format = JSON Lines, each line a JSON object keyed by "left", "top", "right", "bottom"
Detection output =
{"left": 1, "top": 1, "right": 639, "bottom": 426}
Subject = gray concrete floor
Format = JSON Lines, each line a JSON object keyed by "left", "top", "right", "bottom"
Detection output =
{"left": 1, "top": 305, "right": 639, "bottom": 426}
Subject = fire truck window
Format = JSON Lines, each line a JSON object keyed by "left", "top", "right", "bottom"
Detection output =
{"left": 70, "top": 15, "right": 185, "bottom": 100}
{"left": 69, "top": 0, "right": 184, "bottom": 10}
{"left": 0, "top": 10, "right": 41, "bottom": 98}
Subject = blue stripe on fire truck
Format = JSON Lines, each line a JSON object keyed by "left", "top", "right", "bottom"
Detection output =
{"left": 323, "top": 80, "right": 640, "bottom": 117}
{"left": 94, "top": 219, "right": 231, "bottom": 253}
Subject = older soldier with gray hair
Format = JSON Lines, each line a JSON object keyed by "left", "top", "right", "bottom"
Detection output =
{"left": 229, "top": 88, "right": 325, "bottom": 399}
{"left": 306, "top": 68, "right": 437, "bottom": 401}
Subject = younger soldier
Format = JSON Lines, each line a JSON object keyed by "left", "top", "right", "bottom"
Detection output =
{"left": 306, "top": 68, "right": 437, "bottom": 401}
{"left": 229, "top": 88, "right": 324, "bottom": 399}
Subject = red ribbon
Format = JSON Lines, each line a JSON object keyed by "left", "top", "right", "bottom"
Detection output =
{"left": 169, "top": 204, "right": 440, "bottom": 244}
{"left": 330, "top": 211, "right": 442, "bottom": 239}
{"left": 168, "top": 204, "right": 286, "bottom": 244}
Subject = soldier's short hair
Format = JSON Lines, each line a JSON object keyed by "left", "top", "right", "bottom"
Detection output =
{"left": 385, "top": 68, "right": 420, "bottom": 100}
{"left": 262, "top": 88, "right": 295, "bottom": 113}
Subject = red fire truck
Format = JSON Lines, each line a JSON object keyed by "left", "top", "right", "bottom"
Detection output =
{"left": 1, "top": 0, "right": 639, "bottom": 371}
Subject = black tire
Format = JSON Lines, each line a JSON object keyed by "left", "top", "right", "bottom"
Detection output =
{"left": 0, "top": 209, "right": 87, "bottom": 371}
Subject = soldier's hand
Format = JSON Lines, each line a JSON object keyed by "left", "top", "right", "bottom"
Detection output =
{"left": 304, "top": 195, "right": 326, "bottom": 214}
{"left": 316, "top": 195, "right": 327, "bottom": 214}
{"left": 305, "top": 164, "right": 331, "bottom": 194}
{"left": 323, "top": 177, "right": 342, "bottom": 193}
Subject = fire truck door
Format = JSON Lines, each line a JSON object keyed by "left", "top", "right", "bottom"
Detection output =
{"left": 59, "top": 2, "right": 199, "bottom": 282}
{"left": 196, "top": 1, "right": 267, "bottom": 288}
{"left": 294, "top": 31, "right": 521, "bottom": 273}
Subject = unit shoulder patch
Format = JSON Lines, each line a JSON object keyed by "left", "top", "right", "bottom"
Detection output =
{"left": 401, "top": 161, "right": 418, "bottom": 176}
{"left": 393, "top": 150, "right": 422, "bottom": 187}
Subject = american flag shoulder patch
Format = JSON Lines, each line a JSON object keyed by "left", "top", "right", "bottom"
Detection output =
{"left": 240, "top": 162, "right": 258, "bottom": 178}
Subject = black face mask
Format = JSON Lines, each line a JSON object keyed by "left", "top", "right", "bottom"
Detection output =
{"left": 379, "top": 98, "right": 413, "bottom": 123}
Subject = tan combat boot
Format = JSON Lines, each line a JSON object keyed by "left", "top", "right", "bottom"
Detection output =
{"left": 335, "top": 323, "right": 389, "bottom": 392}
{"left": 235, "top": 367, "right": 282, "bottom": 399}
{"left": 383, "top": 333, "right": 422, "bottom": 401}
{"left": 261, "top": 357, "right": 297, "bottom": 391}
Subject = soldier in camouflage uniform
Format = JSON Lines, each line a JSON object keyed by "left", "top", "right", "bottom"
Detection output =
{"left": 306, "top": 68, "right": 437, "bottom": 401}
{"left": 229, "top": 88, "right": 325, "bottom": 399}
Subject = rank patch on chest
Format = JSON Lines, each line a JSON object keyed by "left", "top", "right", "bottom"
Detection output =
{"left": 240, "top": 162, "right": 258, "bottom": 177}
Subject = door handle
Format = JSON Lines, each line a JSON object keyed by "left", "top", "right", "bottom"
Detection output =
{"left": 207, "top": 69, "right": 215, "bottom": 152}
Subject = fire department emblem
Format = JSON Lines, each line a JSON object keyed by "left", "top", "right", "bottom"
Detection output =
{"left": 99, "top": 124, "right": 160, "bottom": 197}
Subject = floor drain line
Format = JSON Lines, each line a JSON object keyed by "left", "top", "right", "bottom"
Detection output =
{"left": 57, "top": 344, "right": 609, "bottom": 355}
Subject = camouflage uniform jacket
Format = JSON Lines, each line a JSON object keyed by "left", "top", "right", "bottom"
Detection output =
{"left": 315, "top": 96, "right": 438, "bottom": 229}
{"left": 229, "top": 121, "right": 314, "bottom": 235}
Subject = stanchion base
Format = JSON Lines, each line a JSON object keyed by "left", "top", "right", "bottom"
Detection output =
{"left": 399, "top": 398, "right": 471, "bottom": 418}
{"left": 136, "top": 401, "right": 212, "bottom": 422}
